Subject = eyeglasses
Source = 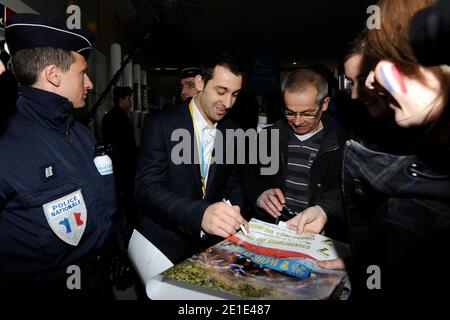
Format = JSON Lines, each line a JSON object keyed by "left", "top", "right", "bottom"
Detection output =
{"left": 283, "top": 106, "right": 322, "bottom": 120}
{"left": 180, "top": 80, "right": 195, "bottom": 90}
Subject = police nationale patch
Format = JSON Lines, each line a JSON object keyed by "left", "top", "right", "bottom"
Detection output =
{"left": 42, "top": 189, "right": 87, "bottom": 246}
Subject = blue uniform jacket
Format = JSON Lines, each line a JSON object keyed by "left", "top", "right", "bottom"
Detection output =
{"left": 0, "top": 86, "right": 116, "bottom": 285}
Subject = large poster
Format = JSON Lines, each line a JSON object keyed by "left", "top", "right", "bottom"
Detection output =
{"left": 156, "top": 219, "right": 350, "bottom": 300}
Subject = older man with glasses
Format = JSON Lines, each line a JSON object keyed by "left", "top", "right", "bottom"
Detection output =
{"left": 180, "top": 67, "right": 200, "bottom": 102}
{"left": 246, "top": 68, "right": 348, "bottom": 241}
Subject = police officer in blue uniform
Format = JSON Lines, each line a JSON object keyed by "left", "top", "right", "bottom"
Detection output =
{"left": 0, "top": 14, "right": 116, "bottom": 298}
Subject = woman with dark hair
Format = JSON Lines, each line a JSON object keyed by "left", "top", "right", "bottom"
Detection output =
{"left": 293, "top": 0, "right": 450, "bottom": 299}
{"left": 343, "top": 32, "right": 391, "bottom": 119}
{"left": 342, "top": 32, "right": 414, "bottom": 154}
{"left": 345, "top": 0, "right": 450, "bottom": 299}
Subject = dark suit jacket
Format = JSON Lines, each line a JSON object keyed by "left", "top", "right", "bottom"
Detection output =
{"left": 135, "top": 102, "right": 244, "bottom": 263}
{"left": 101, "top": 107, "right": 137, "bottom": 198}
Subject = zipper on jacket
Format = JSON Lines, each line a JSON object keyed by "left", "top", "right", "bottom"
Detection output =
{"left": 307, "top": 145, "right": 340, "bottom": 202}
{"left": 316, "top": 145, "right": 339, "bottom": 159}
{"left": 281, "top": 149, "right": 287, "bottom": 193}
{"left": 65, "top": 128, "right": 70, "bottom": 143}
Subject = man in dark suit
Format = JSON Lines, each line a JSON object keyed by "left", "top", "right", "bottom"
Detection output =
{"left": 135, "top": 53, "right": 247, "bottom": 264}
{"left": 102, "top": 87, "right": 138, "bottom": 231}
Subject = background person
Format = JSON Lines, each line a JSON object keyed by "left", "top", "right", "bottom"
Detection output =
{"left": 102, "top": 86, "right": 138, "bottom": 232}
{"left": 180, "top": 67, "right": 200, "bottom": 102}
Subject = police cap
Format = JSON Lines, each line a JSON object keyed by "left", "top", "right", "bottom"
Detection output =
{"left": 5, "top": 13, "right": 94, "bottom": 59}
{"left": 181, "top": 67, "right": 200, "bottom": 79}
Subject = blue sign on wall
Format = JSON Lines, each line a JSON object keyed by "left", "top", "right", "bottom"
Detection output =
{"left": 246, "top": 39, "right": 280, "bottom": 93}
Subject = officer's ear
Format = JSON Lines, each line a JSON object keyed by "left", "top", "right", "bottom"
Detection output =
{"left": 194, "top": 74, "right": 204, "bottom": 92}
{"left": 43, "top": 64, "right": 62, "bottom": 87}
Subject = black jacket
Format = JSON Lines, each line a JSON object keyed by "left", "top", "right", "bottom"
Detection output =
{"left": 135, "top": 102, "right": 245, "bottom": 264}
{"left": 101, "top": 106, "right": 137, "bottom": 166}
{"left": 343, "top": 140, "right": 450, "bottom": 299}
{"left": 101, "top": 106, "right": 137, "bottom": 199}
{"left": 245, "top": 114, "right": 348, "bottom": 240}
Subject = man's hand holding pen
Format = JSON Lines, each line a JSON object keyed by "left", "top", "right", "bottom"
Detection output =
{"left": 201, "top": 201, "right": 249, "bottom": 238}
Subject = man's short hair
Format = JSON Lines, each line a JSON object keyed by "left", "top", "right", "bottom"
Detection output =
{"left": 11, "top": 47, "right": 74, "bottom": 86}
{"left": 200, "top": 52, "right": 244, "bottom": 87}
{"left": 281, "top": 68, "right": 329, "bottom": 105}
{"left": 113, "top": 87, "right": 133, "bottom": 106}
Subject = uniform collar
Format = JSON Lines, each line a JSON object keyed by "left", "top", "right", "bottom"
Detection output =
{"left": 18, "top": 86, "right": 74, "bottom": 130}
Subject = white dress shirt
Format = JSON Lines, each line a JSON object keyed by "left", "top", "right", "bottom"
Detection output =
{"left": 191, "top": 97, "right": 217, "bottom": 186}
